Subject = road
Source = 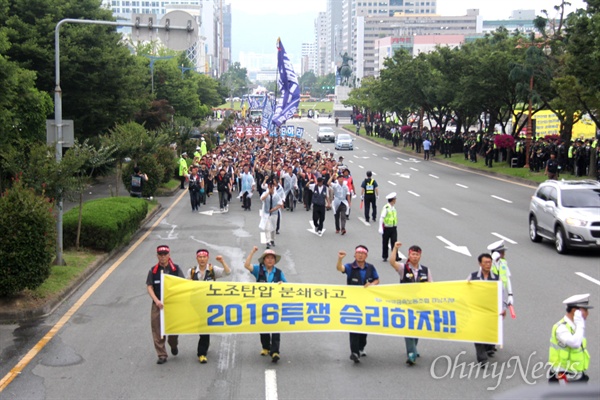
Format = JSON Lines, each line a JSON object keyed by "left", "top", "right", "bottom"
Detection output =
{"left": 1, "top": 119, "right": 598, "bottom": 399}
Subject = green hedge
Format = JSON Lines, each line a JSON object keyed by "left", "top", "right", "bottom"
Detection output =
{"left": 63, "top": 197, "right": 148, "bottom": 252}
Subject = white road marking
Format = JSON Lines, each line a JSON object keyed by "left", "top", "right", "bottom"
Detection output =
{"left": 491, "top": 195, "right": 513, "bottom": 204}
{"left": 410, "top": 167, "right": 419, "bottom": 172}
{"left": 372, "top": 172, "right": 377, "bottom": 176}
{"left": 383, "top": 157, "right": 389, "bottom": 161}
{"left": 429, "top": 174, "right": 439, "bottom": 179}
{"left": 358, "top": 217, "right": 371, "bottom": 226}
{"left": 456, "top": 184, "right": 469, "bottom": 189}
{"left": 372, "top": 153, "right": 378, "bottom": 156}
{"left": 358, "top": 165, "right": 364, "bottom": 169}
{"left": 387, "top": 181, "right": 397, "bottom": 186}
{"left": 576, "top": 272, "right": 600, "bottom": 286}
{"left": 437, "top": 236, "right": 472, "bottom": 257}
{"left": 491, "top": 233, "right": 518, "bottom": 244}
{"left": 348, "top": 160, "right": 354, "bottom": 164}
{"left": 353, "top": 155, "right": 360, "bottom": 158}
{"left": 397, "top": 157, "right": 405, "bottom": 161}
{"left": 408, "top": 191, "right": 420, "bottom": 197}
{"left": 265, "top": 370, "right": 278, "bottom": 400}
{"left": 441, "top": 208, "right": 458, "bottom": 216}
{"left": 395, "top": 161, "right": 403, "bottom": 166}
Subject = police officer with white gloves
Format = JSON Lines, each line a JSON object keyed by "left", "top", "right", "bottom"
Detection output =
{"left": 487, "top": 240, "right": 513, "bottom": 307}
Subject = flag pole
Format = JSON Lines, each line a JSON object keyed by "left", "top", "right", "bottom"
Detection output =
{"left": 271, "top": 37, "right": 280, "bottom": 177}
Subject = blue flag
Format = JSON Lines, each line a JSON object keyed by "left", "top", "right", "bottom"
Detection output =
{"left": 272, "top": 39, "right": 300, "bottom": 127}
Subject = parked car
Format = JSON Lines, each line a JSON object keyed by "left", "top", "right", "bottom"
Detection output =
{"left": 317, "top": 126, "right": 335, "bottom": 143}
{"left": 528, "top": 180, "right": 600, "bottom": 254}
{"left": 335, "top": 133, "right": 354, "bottom": 150}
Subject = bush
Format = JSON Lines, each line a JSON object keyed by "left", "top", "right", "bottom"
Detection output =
{"left": 153, "top": 146, "right": 177, "bottom": 183}
{"left": 63, "top": 197, "right": 148, "bottom": 252}
{"left": 122, "top": 155, "right": 165, "bottom": 197}
{"left": 0, "top": 181, "right": 56, "bottom": 297}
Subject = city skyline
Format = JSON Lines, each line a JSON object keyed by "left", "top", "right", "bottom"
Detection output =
{"left": 231, "top": 0, "right": 587, "bottom": 71}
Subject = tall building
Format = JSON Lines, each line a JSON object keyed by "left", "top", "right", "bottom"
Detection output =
{"left": 301, "top": 42, "right": 318, "bottom": 76}
{"left": 315, "top": 12, "right": 328, "bottom": 76}
{"left": 325, "top": 0, "right": 343, "bottom": 75}
{"left": 100, "top": 0, "right": 230, "bottom": 77}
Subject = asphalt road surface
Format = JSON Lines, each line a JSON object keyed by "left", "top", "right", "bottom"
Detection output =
{"left": 1, "top": 120, "right": 598, "bottom": 400}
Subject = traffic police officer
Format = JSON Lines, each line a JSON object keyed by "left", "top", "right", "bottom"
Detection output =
{"left": 548, "top": 294, "right": 592, "bottom": 383}
{"left": 379, "top": 192, "right": 399, "bottom": 262}
{"left": 487, "top": 240, "right": 513, "bottom": 307}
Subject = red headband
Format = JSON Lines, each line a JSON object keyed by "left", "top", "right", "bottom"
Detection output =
{"left": 196, "top": 250, "right": 209, "bottom": 257}
{"left": 157, "top": 245, "right": 170, "bottom": 254}
{"left": 355, "top": 247, "right": 368, "bottom": 254}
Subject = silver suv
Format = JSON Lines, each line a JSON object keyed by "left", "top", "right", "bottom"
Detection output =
{"left": 529, "top": 180, "right": 600, "bottom": 254}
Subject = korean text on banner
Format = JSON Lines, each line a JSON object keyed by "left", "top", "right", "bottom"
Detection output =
{"left": 162, "top": 276, "right": 502, "bottom": 344}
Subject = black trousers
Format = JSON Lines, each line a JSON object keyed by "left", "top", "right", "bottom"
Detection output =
{"left": 197, "top": 334, "right": 210, "bottom": 357}
{"left": 190, "top": 190, "right": 200, "bottom": 210}
{"left": 260, "top": 333, "right": 280, "bottom": 355}
{"left": 474, "top": 343, "right": 495, "bottom": 363}
{"left": 312, "top": 204, "right": 326, "bottom": 231}
{"left": 382, "top": 226, "right": 398, "bottom": 260}
{"left": 349, "top": 333, "right": 367, "bottom": 354}
{"left": 242, "top": 191, "right": 252, "bottom": 209}
{"left": 364, "top": 195, "right": 376, "bottom": 221}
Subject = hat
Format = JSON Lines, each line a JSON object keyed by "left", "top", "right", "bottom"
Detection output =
{"left": 366, "top": 171, "right": 372, "bottom": 177}
{"left": 487, "top": 240, "right": 507, "bottom": 252}
{"left": 563, "top": 294, "right": 593, "bottom": 309}
{"left": 182, "top": 152, "right": 187, "bottom": 156}
{"left": 157, "top": 245, "right": 170, "bottom": 254}
{"left": 196, "top": 146, "right": 201, "bottom": 150}
{"left": 386, "top": 192, "right": 397, "bottom": 200}
{"left": 258, "top": 249, "right": 281, "bottom": 264}
{"left": 201, "top": 138, "right": 206, "bottom": 141}
{"left": 317, "top": 177, "right": 324, "bottom": 182}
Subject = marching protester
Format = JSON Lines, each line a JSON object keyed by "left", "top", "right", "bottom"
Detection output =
{"left": 336, "top": 245, "right": 380, "bottom": 363}
{"left": 239, "top": 164, "right": 255, "bottom": 211}
{"left": 146, "top": 245, "right": 185, "bottom": 365}
{"left": 215, "top": 168, "right": 232, "bottom": 212}
{"left": 390, "top": 242, "right": 432, "bottom": 366}
{"left": 187, "top": 249, "right": 231, "bottom": 364}
{"left": 548, "top": 294, "right": 592, "bottom": 383}
{"left": 244, "top": 246, "right": 287, "bottom": 363}
{"left": 329, "top": 173, "right": 350, "bottom": 235}
{"left": 467, "top": 253, "right": 504, "bottom": 367}
{"left": 310, "top": 176, "right": 329, "bottom": 235}
{"left": 187, "top": 165, "right": 204, "bottom": 212}
{"left": 260, "top": 178, "right": 284, "bottom": 249}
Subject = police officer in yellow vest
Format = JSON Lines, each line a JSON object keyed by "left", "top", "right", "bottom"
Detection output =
{"left": 548, "top": 293, "right": 592, "bottom": 383}
{"left": 487, "top": 240, "right": 513, "bottom": 307}
{"left": 379, "top": 192, "right": 399, "bottom": 262}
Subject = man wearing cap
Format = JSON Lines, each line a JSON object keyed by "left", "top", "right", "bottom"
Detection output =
{"left": 187, "top": 165, "right": 204, "bottom": 211}
{"left": 379, "top": 192, "right": 399, "bottom": 262}
{"left": 390, "top": 242, "right": 432, "bottom": 365}
{"left": 194, "top": 146, "right": 202, "bottom": 162}
{"left": 146, "top": 245, "right": 185, "bottom": 364}
{"left": 244, "top": 246, "right": 287, "bottom": 363}
{"left": 200, "top": 137, "right": 208, "bottom": 157}
{"left": 548, "top": 294, "right": 592, "bottom": 383}
{"left": 187, "top": 249, "right": 231, "bottom": 364}
{"left": 336, "top": 245, "right": 380, "bottom": 363}
{"left": 178, "top": 153, "right": 189, "bottom": 189}
{"left": 487, "top": 240, "right": 514, "bottom": 307}
{"left": 360, "top": 171, "right": 379, "bottom": 222}
{"left": 467, "top": 253, "right": 502, "bottom": 367}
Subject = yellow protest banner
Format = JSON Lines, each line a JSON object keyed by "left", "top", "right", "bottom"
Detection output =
{"left": 162, "top": 275, "right": 502, "bottom": 344}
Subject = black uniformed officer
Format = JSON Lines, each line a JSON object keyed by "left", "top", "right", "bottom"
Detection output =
{"left": 360, "top": 171, "right": 379, "bottom": 223}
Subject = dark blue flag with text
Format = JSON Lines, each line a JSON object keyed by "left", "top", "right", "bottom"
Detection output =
{"left": 272, "top": 39, "right": 300, "bottom": 127}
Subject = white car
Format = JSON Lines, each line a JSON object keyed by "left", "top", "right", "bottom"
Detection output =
{"left": 335, "top": 133, "right": 354, "bottom": 150}
{"left": 317, "top": 126, "right": 335, "bottom": 143}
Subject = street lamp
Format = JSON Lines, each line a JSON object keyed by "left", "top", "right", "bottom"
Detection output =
{"left": 144, "top": 55, "right": 174, "bottom": 94}
{"left": 180, "top": 64, "right": 194, "bottom": 78}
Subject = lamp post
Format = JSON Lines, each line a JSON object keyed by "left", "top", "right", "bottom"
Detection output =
{"left": 144, "top": 55, "right": 174, "bottom": 94}
{"left": 180, "top": 64, "right": 193, "bottom": 78}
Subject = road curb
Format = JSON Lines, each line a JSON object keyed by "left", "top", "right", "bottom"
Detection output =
{"left": 0, "top": 203, "right": 163, "bottom": 324}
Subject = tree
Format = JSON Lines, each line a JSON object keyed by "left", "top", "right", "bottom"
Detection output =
{"left": 219, "top": 62, "right": 249, "bottom": 99}
{"left": 298, "top": 71, "right": 317, "bottom": 95}
{"left": 3, "top": 0, "right": 151, "bottom": 139}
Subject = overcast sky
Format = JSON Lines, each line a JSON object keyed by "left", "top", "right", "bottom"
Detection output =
{"left": 230, "top": 0, "right": 587, "bottom": 66}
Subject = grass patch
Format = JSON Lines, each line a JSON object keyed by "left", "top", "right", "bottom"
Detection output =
{"left": 156, "top": 179, "right": 181, "bottom": 195}
{"left": 30, "top": 251, "right": 100, "bottom": 299}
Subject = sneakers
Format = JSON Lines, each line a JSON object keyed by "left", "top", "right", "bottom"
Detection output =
{"left": 271, "top": 353, "right": 280, "bottom": 363}
{"left": 171, "top": 346, "right": 179, "bottom": 356}
{"left": 350, "top": 353, "right": 360, "bottom": 363}
{"left": 198, "top": 355, "right": 208, "bottom": 364}
{"left": 157, "top": 357, "right": 167, "bottom": 365}
{"left": 406, "top": 352, "right": 416, "bottom": 366}
{"left": 336, "top": 230, "right": 340, "bottom": 234}
{"left": 260, "top": 349, "right": 270, "bottom": 356}
{"left": 360, "top": 351, "right": 367, "bottom": 357}
{"left": 341, "top": 229, "right": 346, "bottom": 235}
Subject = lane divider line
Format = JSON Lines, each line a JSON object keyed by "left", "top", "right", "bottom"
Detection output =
{"left": 491, "top": 195, "right": 513, "bottom": 204}
{"left": 0, "top": 189, "right": 187, "bottom": 392}
{"left": 265, "top": 370, "right": 278, "bottom": 400}
{"left": 491, "top": 232, "right": 518, "bottom": 244}
{"left": 441, "top": 208, "right": 458, "bottom": 216}
{"left": 576, "top": 272, "right": 600, "bottom": 286}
